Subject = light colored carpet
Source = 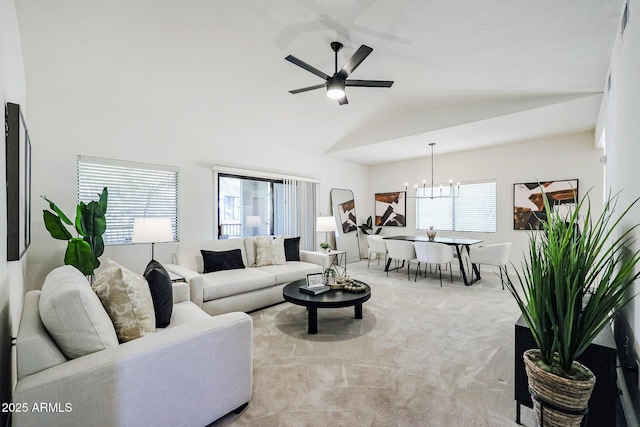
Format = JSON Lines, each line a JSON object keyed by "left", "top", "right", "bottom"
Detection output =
{"left": 210, "top": 260, "right": 536, "bottom": 427}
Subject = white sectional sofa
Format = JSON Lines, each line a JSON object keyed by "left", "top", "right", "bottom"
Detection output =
{"left": 165, "top": 237, "right": 327, "bottom": 316}
{"left": 12, "top": 266, "right": 253, "bottom": 427}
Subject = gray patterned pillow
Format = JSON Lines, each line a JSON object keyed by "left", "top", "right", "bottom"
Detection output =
{"left": 93, "top": 259, "right": 156, "bottom": 343}
{"left": 255, "top": 235, "right": 287, "bottom": 266}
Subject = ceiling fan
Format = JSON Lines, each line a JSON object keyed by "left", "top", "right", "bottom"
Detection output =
{"left": 285, "top": 41, "right": 394, "bottom": 105}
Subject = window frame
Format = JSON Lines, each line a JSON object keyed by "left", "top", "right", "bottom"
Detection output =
{"left": 415, "top": 179, "right": 497, "bottom": 233}
{"left": 77, "top": 155, "right": 180, "bottom": 245}
{"left": 217, "top": 173, "right": 283, "bottom": 238}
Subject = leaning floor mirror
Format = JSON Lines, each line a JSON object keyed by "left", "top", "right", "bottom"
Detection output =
{"left": 330, "top": 188, "right": 361, "bottom": 263}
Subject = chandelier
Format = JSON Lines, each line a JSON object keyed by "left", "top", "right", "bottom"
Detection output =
{"left": 405, "top": 143, "right": 460, "bottom": 199}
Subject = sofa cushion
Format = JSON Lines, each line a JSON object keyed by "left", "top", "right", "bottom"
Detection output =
{"left": 177, "top": 239, "right": 247, "bottom": 274}
{"left": 254, "top": 261, "right": 323, "bottom": 284}
{"left": 243, "top": 236, "right": 257, "bottom": 266}
{"left": 144, "top": 260, "right": 173, "bottom": 328}
{"left": 284, "top": 237, "right": 301, "bottom": 261}
{"left": 255, "top": 235, "right": 286, "bottom": 266}
{"left": 201, "top": 268, "right": 275, "bottom": 301}
{"left": 16, "top": 291, "right": 67, "bottom": 380}
{"left": 93, "top": 259, "right": 156, "bottom": 343}
{"left": 201, "top": 249, "right": 245, "bottom": 273}
{"left": 39, "top": 265, "right": 119, "bottom": 360}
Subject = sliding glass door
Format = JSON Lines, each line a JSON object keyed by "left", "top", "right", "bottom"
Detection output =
{"left": 217, "top": 174, "right": 284, "bottom": 238}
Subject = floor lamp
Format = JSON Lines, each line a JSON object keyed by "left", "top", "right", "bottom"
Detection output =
{"left": 132, "top": 217, "right": 173, "bottom": 260}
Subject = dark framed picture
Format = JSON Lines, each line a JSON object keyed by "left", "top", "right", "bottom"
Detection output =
{"left": 375, "top": 191, "right": 406, "bottom": 227}
{"left": 513, "top": 179, "right": 578, "bottom": 230}
{"left": 5, "top": 102, "right": 32, "bottom": 260}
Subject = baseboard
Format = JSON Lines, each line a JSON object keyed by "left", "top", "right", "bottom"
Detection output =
{"left": 614, "top": 314, "right": 640, "bottom": 427}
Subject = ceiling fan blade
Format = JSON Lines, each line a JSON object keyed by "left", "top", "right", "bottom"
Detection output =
{"left": 285, "top": 55, "right": 329, "bottom": 80}
{"left": 288, "top": 83, "right": 326, "bottom": 94}
{"left": 338, "top": 45, "right": 373, "bottom": 78}
{"left": 345, "top": 79, "right": 394, "bottom": 88}
{"left": 338, "top": 95, "right": 349, "bottom": 105}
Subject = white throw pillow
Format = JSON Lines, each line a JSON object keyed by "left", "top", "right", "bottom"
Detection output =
{"left": 93, "top": 259, "right": 156, "bottom": 343}
{"left": 39, "top": 265, "right": 119, "bottom": 360}
{"left": 255, "top": 235, "right": 287, "bottom": 266}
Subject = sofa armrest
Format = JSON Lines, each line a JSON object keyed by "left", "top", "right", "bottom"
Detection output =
{"left": 165, "top": 264, "right": 204, "bottom": 307}
{"left": 164, "top": 263, "right": 200, "bottom": 283}
{"left": 300, "top": 250, "right": 331, "bottom": 270}
{"left": 12, "top": 312, "right": 253, "bottom": 427}
{"left": 172, "top": 282, "right": 190, "bottom": 304}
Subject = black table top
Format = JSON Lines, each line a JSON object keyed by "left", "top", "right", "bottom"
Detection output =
{"left": 283, "top": 279, "right": 371, "bottom": 309}
{"left": 383, "top": 235, "right": 483, "bottom": 245}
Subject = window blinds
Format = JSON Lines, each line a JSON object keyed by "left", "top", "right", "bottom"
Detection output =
{"left": 416, "top": 180, "right": 496, "bottom": 232}
{"left": 77, "top": 156, "right": 179, "bottom": 245}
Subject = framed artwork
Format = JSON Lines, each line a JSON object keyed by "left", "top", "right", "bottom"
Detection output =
{"left": 513, "top": 179, "right": 578, "bottom": 230}
{"left": 337, "top": 199, "right": 357, "bottom": 233}
{"left": 375, "top": 191, "right": 406, "bottom": 227}
{"left": 5, "top": 103, "right": 32, "bottom": 261}
{"left": 306, "top": 273, "right": 324, "bottom": 288}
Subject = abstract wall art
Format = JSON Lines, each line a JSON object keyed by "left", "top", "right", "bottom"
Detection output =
{"left": 337, "top": 199, "right": 357, "bottom": 233}
{"left": 375, "top": 191, "right": 406, "bottom": 227}
{"left": 513, "top": 179, "right": 578, "bottom": 230}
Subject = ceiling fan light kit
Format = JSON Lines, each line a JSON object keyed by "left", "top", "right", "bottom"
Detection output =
{"left": 286, "top": 41, "right": 393, "bottom": 105}
{"left": 326, "top": 76, "right": 345, "bottom": 99}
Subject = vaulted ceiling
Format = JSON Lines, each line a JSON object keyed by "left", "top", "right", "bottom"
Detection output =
{"left": 17, "top": 0, "right": 624, "bottom": 165}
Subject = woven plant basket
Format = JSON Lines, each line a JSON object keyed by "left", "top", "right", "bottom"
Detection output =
{"left": 523, "top": 349, "right": 596, "bottom": 427}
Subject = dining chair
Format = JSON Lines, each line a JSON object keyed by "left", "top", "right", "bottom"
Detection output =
{"left": 469, "top": 242, "right": 512, "bottom": 289}
{"left": 366, "top": 235, "right": 388, "bottom": 268}
{"left": 414, "top": 242, "right": 454, "bottom": 286}
{"left": 384, "top": 239, "right": 417, "bottom": 280}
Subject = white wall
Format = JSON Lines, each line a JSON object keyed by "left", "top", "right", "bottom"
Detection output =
{"left": 603, "top": 0, "right": 640, "bottom": 369}
{"left": 0, "top": 0, "right": 26, "bottom": 417}
{"left": 367, "top": 132, "right": 604, "bottom": 267}
{"left": 25, "top": 101, "right": 368, "bottom": 287}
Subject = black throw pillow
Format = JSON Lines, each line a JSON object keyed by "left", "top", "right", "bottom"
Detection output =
{"left": 143, "top": 260, "right": 173, "bottom": 328}
{"left": 284, "top": 236, "right": 301, "bottom": 261}
{"left": 201, "top": 249, "right": 245, "bottom": 273}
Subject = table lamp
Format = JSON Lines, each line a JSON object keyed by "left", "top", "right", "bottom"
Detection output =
{"left": 316, "top": 216, "right": 336, "bottom": 251}
{"left": 246, "top": 215, "right": 261, "bottom": 236}
{"left": 132, "top": 217, "right": 173, "bottom": 260}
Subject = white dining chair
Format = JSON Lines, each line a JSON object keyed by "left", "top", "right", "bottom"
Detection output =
{"left": 384, "top": 239, "right": 417, "bottom": 280}
{"left": 469, "top": 242, "right": 512, "bottom": 289}
{"left": 414, "top": 242, "right": 454, "bottom": 286}
{"left": 366, "top": 235, "right": 387, "bottom": 268}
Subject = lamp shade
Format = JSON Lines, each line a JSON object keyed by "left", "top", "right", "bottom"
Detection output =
{"left": 132, "top": 217, "right": 173, "bottom": 243}
{"left": 316, "top": 216, "right": 337, "bottom": 232}
{"left": 246, "top": 216, "right": 261, "bottom": 227}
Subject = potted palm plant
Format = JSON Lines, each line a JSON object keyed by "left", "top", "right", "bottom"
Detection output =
{"left": 505, "top": 191, "right": 640, "bottom": 427}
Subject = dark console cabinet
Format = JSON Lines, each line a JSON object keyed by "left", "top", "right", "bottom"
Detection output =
{"left": 514, "top": 315, "right": 618, "bottom": 426}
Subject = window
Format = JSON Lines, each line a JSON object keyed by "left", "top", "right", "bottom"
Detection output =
{"left": 214, "top": 166, "right": 319, "bottom": 250}
{"left": 77, "top": 156, "right": 179, "bottom": 245}
{"left": 416, "top": 180, "right": 496, "bottom": 232}
{"left": 218, "top": 174, "right": 283, "bottom": 238}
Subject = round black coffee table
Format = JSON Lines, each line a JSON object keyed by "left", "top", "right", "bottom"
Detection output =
{"left": 283, "top": 279, "right": 371, "bottom": 334}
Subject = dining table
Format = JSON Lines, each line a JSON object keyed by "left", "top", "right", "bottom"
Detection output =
{"left": 383, "top": 235, "right": 483, "bottom": 286}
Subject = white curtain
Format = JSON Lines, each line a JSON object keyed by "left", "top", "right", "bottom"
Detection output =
{"left": 284, "top": 179, "right": 318, "bottom": 251}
